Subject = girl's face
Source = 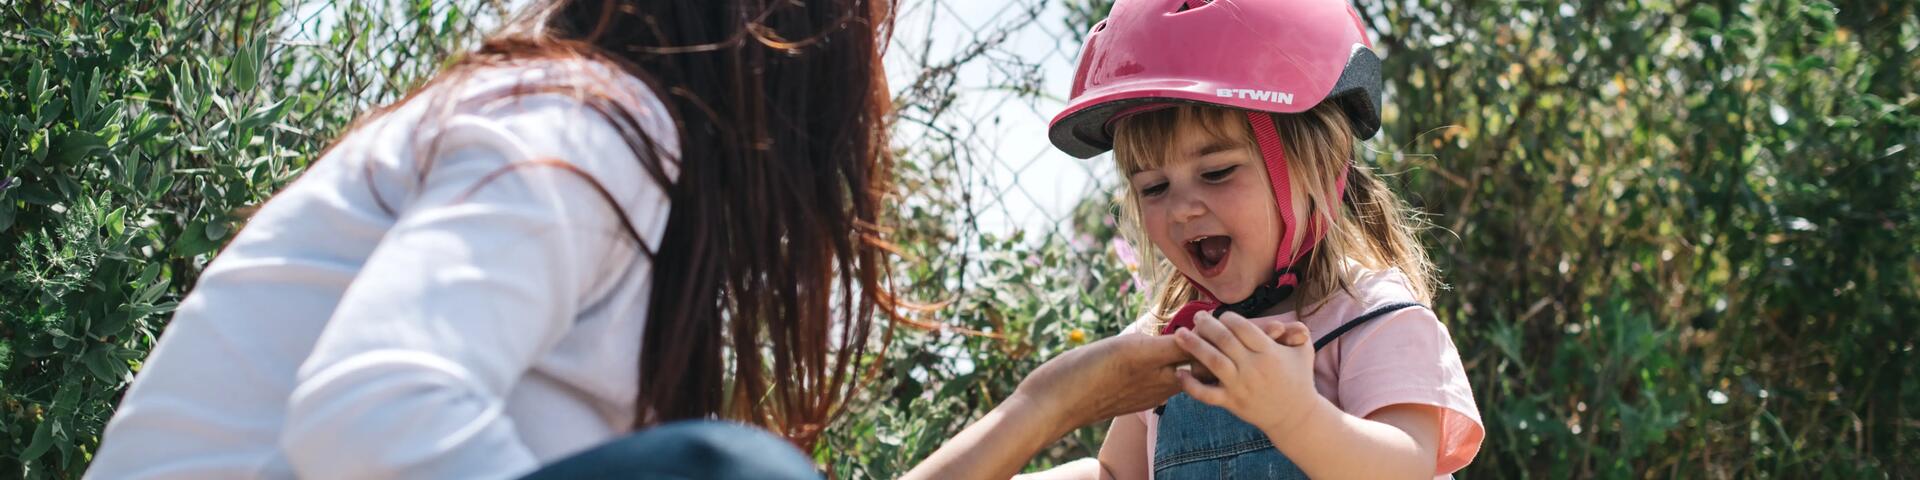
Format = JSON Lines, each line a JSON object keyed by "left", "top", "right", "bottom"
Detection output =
{"left": 1129, "top": 120, "right": 1305, "bottom": 303}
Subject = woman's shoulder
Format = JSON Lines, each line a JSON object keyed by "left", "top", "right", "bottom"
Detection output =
{"left": 312, "top": 56, "right": 680, "bottom": 225}
{"left": 427, "top": 57, "right": 680, "bottom": 166}
{"left": 335, "top": 57, "right": 676, "bottom": 172}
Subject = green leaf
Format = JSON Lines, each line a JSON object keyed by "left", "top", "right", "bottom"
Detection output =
{"left": 210, "top": 93, "right": 234, "bottom": 118}
{"left": 1803, "top": 2, "right": 1838, "bottom": 31}
{"left": 1726, "top": 26, "right": 1755, "bottom": 42}
{"left": 1797, "top": 55, "right": 1828, "bottom": 72}
{"left": 20, "top": 417, "right": 55, "bottom": 463}
{"left": 24, "top": 28, "right": 59, "bottom": 41}
{"left": 106, "top": 206, "right": 127, "bottom": 236}
{"left": 16, "top": 182, "right": 60, "bottom": 205}
{"left": 52, "top": 382, "right": 80, "bottom": 414}
{"left": 171, "top": 65, "right": 198, "bottom": 118}
{"left": 73, "top": 69, "right": 100, "bottom": 125}
{"left": 56, "top": 131, "right": 109, "bottom": 165}
{"left": 37, "top": 97, "right": 66, "bottom": 128}
{"left": 0, "top": 196, "right": 14, "bottom": 232}
{"left": 1689, "top": 5, "right": 1721, "bottom": 30}
{"left": 127, "top": 112, "right": 168, "bottom": 146}
{"left": 82, "top": 347, "right": 129, "bottom": 385}
{"left": 148, "top": 172, "right": 176, "bottom": 197}
{"left": 174, "top": 220, "right": 217, "bottom": 257}
{"left": 206, "top": 218, "right": 230, "bottom": 240}
{"left": 232, "top": 38, "right": 261, "bottom": 92}
{"left": 238, "top": 98, "right": 291, "bottom": 130}
{"left": 27, "top": 60, "right": 47, "bottom": 108}
{"left": 133, "top": 262, "right": 170, "bottom": 303}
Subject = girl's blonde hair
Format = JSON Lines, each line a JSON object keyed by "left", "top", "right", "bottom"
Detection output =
{"left": 1111, "top": 103, "right": 1435, "bottom": 326}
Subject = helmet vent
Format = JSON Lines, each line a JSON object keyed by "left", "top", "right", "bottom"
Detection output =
{"left": 1173, "top": 0, "right": 1214, "bottom": 13}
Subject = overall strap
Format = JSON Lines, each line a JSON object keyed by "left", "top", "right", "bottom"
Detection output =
{"left": 1313, "top": 302, "right": 1425, "bottom": 350}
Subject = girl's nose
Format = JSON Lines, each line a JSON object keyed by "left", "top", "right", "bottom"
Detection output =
{"left": 1169, "top": 188, "right": 1207, "bottom": 224}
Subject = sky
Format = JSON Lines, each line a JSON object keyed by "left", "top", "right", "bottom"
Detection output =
{"left": 884, "top": 0, "right": 1115, "bottom": 236}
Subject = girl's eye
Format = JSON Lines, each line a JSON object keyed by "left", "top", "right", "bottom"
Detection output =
{"left": 1139, "top": 182, "right": 1169, "bottom": 197}
{"left": 1202, "top": 165, "right": 1240, "bottom": 182}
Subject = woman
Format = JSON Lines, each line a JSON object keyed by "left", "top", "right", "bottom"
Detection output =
{"left": 91, "top": 0, "right": 893, "bottom": 478}
{"left": 87, "top": 0, "right": 1297, "bottom": 478}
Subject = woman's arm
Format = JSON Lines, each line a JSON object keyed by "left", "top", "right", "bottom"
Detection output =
{"left": 906, "top": 320, "right": 1309, "bottom": 480}
{"left": 903, "top": 333, "right": 1185, "bottom": 480}
{"left": 907, "top": 391, "right": 1089, "bottom": 480}
{"left": 1010, "top": 413, "right": 1149, "bottom": 480}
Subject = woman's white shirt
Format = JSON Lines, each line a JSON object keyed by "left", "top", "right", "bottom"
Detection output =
{"left": 87, "top": 59, "right": 678, "bottom": 480}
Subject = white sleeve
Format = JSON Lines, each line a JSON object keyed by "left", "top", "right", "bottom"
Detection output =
{"left": 279, "top": 91, "right": 665, "bottom": 479}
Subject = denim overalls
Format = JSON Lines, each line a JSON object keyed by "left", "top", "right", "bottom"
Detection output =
{"left": 1152, "top": 302, "right": 1423, "bottom": 479}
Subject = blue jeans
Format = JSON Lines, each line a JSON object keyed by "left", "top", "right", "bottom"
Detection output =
{"left": 521, "top": 421, "right": 822, "bottom": 480}
{"left": 1153, "top": 393, "right": 1309, "bottom": 479}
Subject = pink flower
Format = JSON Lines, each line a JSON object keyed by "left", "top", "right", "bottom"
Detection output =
{"left": 1109, "top": 237, "right": 1146, "bottom": 292}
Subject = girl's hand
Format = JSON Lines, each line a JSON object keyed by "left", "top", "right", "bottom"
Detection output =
{"left": 1171, "top": 311, "right": 1320, "bottom": 433}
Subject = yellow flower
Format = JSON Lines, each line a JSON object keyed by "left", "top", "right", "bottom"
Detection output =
{"left": 1068, "top": 328, "right": 1087, "bottom": 344}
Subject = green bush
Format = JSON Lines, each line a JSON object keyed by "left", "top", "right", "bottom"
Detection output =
{"left": 1360, "top": 0, "right": 1919, "bottom": 476}
{"left": 1, "top": 1, "right": 489, "bottom": 476}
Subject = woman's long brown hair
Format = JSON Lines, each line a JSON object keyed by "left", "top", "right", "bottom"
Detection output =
{"left": 386, "top": 0, "right": 901, "bottom": 449}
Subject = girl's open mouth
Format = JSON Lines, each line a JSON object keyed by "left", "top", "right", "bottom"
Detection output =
{"left": 1185, "top": 235, "right": 1232, "bottom": 278}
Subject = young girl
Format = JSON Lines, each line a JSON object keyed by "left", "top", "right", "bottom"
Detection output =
{"left": 1040, "top": 0, "right": 1485, "bottom": 478}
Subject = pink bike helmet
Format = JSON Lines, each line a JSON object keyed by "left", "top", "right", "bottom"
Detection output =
{"left": 1049, "top": 0, "right": 1383, "bottom": 157}
{"left": 1049, "top": 0, "right": 1385, "bottom": 330}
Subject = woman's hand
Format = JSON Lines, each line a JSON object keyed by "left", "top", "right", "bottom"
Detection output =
{"left": 1012, "top": 333, "right": 1190, "bottom": 429}
{"left": 1170, "top": 311, "right": 1320, "bottom": 433}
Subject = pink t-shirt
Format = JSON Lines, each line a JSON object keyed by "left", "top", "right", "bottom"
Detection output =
{"left": 1131, "top": 264, "right": 1484, "bottom": 478}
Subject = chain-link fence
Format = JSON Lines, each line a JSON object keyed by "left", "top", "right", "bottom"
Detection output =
{"left": 883, "top": 0, "right": 1132, "bottom": 294}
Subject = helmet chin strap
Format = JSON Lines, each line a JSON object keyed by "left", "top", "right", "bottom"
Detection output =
{"left": 1160, "top": 112, "right": 1348, "bottom": 335}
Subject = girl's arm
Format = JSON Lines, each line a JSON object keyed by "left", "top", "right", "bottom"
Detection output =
{"left": 1012, "top": 458, "right": 1101, "bottom": 480}
{"left": 1171, "top": 311, "right": 1441, "bottom": 479}
{"left": 1095, "top": 413, "right": 1152, "bottom": 480}
{"left": 1265, "top": 398, "right": 1442, "bottom": 479}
